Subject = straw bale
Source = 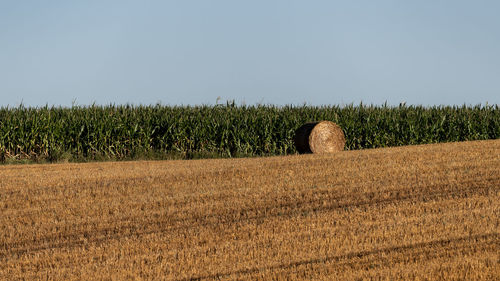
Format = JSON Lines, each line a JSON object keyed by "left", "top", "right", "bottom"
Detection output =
{"left": 294, "top": 121, "right": 345, "bottom": 154}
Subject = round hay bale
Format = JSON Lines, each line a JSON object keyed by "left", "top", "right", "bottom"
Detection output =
{"left": 294, "top": 121, "right": 345, "bottom": 154}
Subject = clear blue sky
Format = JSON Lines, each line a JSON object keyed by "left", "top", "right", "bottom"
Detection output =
{"left": 1, "top": 1, "right": 499, "bottom": 107}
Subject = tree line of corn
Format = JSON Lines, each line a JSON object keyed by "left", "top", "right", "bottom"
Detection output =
{"left": 0, "top": 103, "right": 498, "bottom": 163}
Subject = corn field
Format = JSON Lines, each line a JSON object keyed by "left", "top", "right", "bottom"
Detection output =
{"left": 0, "top": 103, "right": 498, "bottom": 162}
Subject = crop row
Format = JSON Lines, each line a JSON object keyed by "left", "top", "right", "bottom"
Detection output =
{"left": 0, "top": 103, "right": 498, "bottom": 162}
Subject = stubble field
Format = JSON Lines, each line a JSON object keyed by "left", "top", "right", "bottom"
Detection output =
{"left": 1, "top": 140, "right": 499, "bottom": 280}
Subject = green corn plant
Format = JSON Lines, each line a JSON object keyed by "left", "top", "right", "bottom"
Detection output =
{"left": 0, "top": 103, "right": 498, "bottom": 163}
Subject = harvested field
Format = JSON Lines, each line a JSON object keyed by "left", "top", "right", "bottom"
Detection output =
{"left": 1, "top": 140, "right": 499, "bottom": 280}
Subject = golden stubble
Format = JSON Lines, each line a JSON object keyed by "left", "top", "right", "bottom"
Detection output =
{"left": 0, "top": 140, "right": 499, "bottom": 280}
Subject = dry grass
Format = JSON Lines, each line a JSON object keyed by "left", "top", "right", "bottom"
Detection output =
{"left": 0, "top": 140, "right": 499, "bottom": 280}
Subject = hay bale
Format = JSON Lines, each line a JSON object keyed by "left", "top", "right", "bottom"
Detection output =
{"left": 294, "top": 121, "right": 345, "bottom": 154}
